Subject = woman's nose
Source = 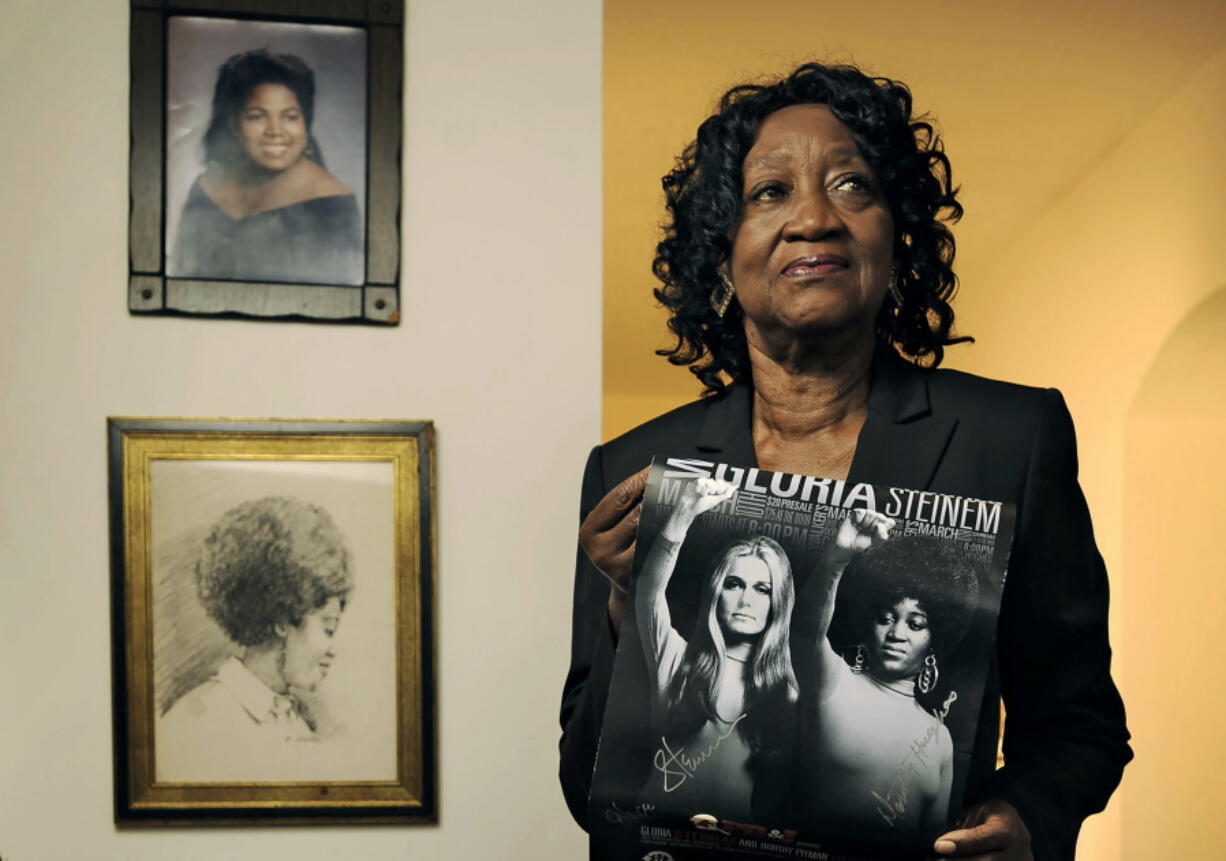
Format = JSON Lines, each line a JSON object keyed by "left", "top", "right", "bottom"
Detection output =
{"left": 783, "top": 188, "right": 843, "bottom": 241}
{"left": 886, "top": 622, "right": 906, "bottom": 640}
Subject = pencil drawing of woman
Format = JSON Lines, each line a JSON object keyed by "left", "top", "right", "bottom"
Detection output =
{"left": 156, "top": 496, "right": 353, "bottom": 779}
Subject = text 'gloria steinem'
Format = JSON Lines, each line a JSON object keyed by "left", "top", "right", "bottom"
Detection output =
{"left": 661, "top": 457, "right": 1002, "bottom": 534}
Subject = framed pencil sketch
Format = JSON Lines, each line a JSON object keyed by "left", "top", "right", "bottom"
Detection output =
{"left": 108, "top": 418, "right": 435, "bottom": 824}
{"left": 129, "top": 1, "right": 404, "bottom": 324}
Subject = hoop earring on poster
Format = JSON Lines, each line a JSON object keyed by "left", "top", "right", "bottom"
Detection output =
{"left": 888, "top": 263, "right": 903, "bottom": 308}
{"left": 850, "top": 644, "right": 867, "bottom": 674}
{"left": 917, "top": 652, "right": 939, "bottom": 694}
{"left": 711, "top": 273, "right": 736, "bottom": 317}
{"left": 304, "top": 138, "right": 318, "bottom": 162}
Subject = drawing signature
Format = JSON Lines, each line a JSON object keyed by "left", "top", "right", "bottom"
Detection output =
{"left": 870, "top": 724, "right": 939, "bottom": 827}
{"left": 653, "top": 714, "right": 747, "bottom": 792}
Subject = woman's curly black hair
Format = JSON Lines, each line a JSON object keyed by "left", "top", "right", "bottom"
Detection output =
{"left": 653, "top": 62, "right": 969, "bottom": 395}
{"left": 196, "top": 496, "right": 353, "bottom": 647}
{"left": 841, "top": 534, "right": 979, "bottom": 662}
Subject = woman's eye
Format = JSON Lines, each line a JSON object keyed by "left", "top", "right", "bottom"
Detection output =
{"left": 907, "top": 618, "right": 928, "bottom": 632}
{"left": 748, "top": 182, "right": 786, "bottom": 201}
{"left": 754, "top": 583, "right": 771, "bottom": 595}
{"left": 723, "top": 577, "right": 744, "bottom": 590}
{"left": 832, "top": 175, "right": 869, "bottom": 193}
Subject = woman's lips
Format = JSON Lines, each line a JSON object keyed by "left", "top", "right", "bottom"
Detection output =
{"left": 781, "top": 254, "right": 849, "bottom": 277}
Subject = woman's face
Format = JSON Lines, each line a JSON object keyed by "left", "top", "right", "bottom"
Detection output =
{"left": 715, "top": 556, "right": 773, "bottom": 640}
{"left": 867, "top": 597, "right": 931, "bottom": 680}
{"left": 281, "top": 595, "right": 343, "bottom": 692}
{"left": 728, "top": 103, "right": 894, "bottom": 348}
{"left": 233, "top": 83, "right": 307, "bottom": 172}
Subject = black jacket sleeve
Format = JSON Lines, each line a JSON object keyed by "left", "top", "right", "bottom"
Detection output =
{"left": 558, "top": 445, "right": 615, "bottom": 829}
{"left": 981, "top": 389, "right": 1132, "bottom": 859}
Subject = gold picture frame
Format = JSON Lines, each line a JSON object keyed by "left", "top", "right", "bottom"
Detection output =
{"left": 108, "top": 418, "right": 435, "bottom": 825}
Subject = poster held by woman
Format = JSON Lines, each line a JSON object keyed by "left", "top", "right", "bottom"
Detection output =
{"left": 588, "top": 456, "right": 1013, "bottom": 860}
{"left": 128, "top": 1, "right": 403, "bottom": 324}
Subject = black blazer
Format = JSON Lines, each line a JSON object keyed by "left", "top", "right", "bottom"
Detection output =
{"left": 559, "top": 348, "right": 1131, "bottom": 860}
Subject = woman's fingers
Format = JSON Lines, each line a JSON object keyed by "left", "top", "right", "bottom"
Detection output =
{"left": 579, "top": 467, "right": 650, "bottom": 592}
{"left": 603, "top": 501, "right": 642, "bottom": 552}
{"left": 601, "top": 543, "right": 638, "bottom": 595}
{"left": 693, "top": 476, "right": 736, "bottom": 497}
{"left": 932, "top": 800, "right": 1032, "bottom": 859}
{"left": 688, "top": 477, "right": 736, "bottom": 514}
{"left": 580, "top": 500, "right": 641, "bottom": 566}
{"left": 851, "top": 508, "right": 896, "bottom": 540}
{"left": 583, "top": 466, "right": 649, "bottom": 533}
{"left": 932, "top": 821, "right": 1010, "bottom": 854}
{"left": 873, "top": 513, "right": 895, "bottom": 540}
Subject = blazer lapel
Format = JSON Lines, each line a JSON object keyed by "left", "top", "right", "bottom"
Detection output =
{"left": 696, "top": 381, "right": 758, "bottom": 467}
{"left": 847, "top": 347, "right": 957, "bottom": 491}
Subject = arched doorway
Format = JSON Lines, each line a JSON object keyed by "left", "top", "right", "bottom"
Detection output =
{"left": 1121, "top": 287, "right": 1226, "bottom": 856}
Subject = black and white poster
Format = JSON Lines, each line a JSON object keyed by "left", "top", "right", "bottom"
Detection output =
{"left": 590, "top": 457, "right": 1014, "bottom": 861}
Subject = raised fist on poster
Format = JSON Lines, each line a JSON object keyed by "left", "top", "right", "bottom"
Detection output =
{"left": 832, "top": 508, "right": 895, "bottom": 563}
{"left": 660, "top": 477, "right": 737, "bottom": 541}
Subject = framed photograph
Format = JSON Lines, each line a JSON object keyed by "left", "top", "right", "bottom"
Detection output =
{"left": 108, "top": 418, "right": 435, "bottom": 824}
{"left": 129, "top": 1, "right": 404, "bottom": 324}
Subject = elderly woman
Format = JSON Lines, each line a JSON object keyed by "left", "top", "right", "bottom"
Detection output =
{"left": 170, "top": 49, "right": 363, "bottom": 286}
{"left": 561, "top": 62, "right": 1130, "bottom": 859}
{"left": 637, "top": 477, "right": 797, "bottom": 822}
{"left": 157, "top": 496, "right": 353, "bottom": 778}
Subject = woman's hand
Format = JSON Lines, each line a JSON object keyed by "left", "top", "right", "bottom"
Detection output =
{"left": 931, "top": 798, "right": 1033, "bottom": 860}
{"left": 579, "top": 467, "right": 650, "bottom": 635}
{"left": 660, "top": 477, "right": 737, "bottom": 541}
{"left": 831, "top": 508, "right": 895, "bottom": 565}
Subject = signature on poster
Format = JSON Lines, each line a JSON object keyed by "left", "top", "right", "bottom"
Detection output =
{"left": 606, "top": 800, "right": 656, "bottom": 824}
{"left": 870, "top": 724, "right": 941, "bottom": 826}
{"left": 652, "top": 714, "right": 748, "bottom": 792}
{"left": 936, "top": 690, "right": 959, "bottom": 723}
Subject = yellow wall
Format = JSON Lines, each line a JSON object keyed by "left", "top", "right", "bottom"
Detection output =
{"left": 605, "top": 4, "right": 1226, "bottom": 858}
{"left": 1123, "top": 289, "right": 1226, "bottom": 857}
{"left": 954, "top": 53, "right": 1226, "bottom": 860}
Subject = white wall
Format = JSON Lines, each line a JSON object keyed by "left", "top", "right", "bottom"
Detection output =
{"left": 0, "top": 1, "right": 601, "bottom": 858}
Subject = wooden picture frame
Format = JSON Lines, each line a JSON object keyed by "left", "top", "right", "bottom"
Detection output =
{"left": 108, "top": 417, "right": 435, "bottom": 824}
{"left": 129, "top": 1, "right": 403, "bottom": 324}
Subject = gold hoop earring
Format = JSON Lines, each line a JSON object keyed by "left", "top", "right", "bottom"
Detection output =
{"left": 711, "top": 273, "right": 736, "bottom": 317}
